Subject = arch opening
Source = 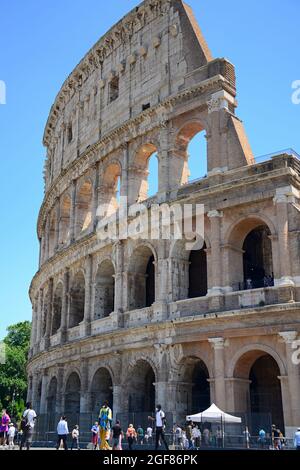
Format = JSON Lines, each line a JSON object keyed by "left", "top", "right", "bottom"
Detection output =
{"left": 178, "top": 357, "right": 210, "bottom": 417}
{"left": 132, "top": 143, "right": 158, "bottom": 202}
{"left": 51, "top": 283, "right": 63, "bottom": 335}
{"left": 128, "top": 360, "right": 155, "bottom": 413}
{"left": 90, "top": 368, "right": 113, "bottom": 415}
{"left": 128, "top": 245, "right": 156, "bottom": 310}
{"left": 69, "top": 272, "right": 85, "bottom": 328}
{"left": 65, "top": 372, "right": 81, "bottom": 415}
{"left": 188, "top": 243, "right": 207, "bottom": 298}
{"left": 59, "top": 194, "right": 71, "bottom": 246}
{"left": 175, "top": 122, "right": 207, "bottom": 185}
{"left": 94, "top": 260, "right": 115, "bottom": 319}
{"left": 76, "top": 180, "right": 92, "bottom": 235}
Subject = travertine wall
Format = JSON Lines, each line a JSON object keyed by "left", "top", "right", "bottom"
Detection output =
{"left": 28, "top": 0, "right": 300, "bottom": 435}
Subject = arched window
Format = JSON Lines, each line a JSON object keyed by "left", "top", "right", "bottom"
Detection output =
{"left": 75, "top": 180, "right": 92, "bottom": 235}
{"left": 65, "top": 372, "right": 81, "bottom": 415}
{"left": 59, "top": 194, "right": 71, "bottom": 246}
{"left": 48, "top": 210, "right": 56, "bottom": 257}
{"left": 130, "top": 144, "right": 158, "bottom": 203}
{"left": 99, "top": 163, "right": 121, "bottom": 217}
{"left": 128, "top": 245, "right": 156, "bottom": 310}
{"left": 175, "top": 122, "right": 207, "bottom": 186}
{"left": 188, "top": 243, "right": 207, "bottom": 298}
{"left": 94, "top": 260, "right": 115, "bottom": 319}
{"left": 90, "top": 368, "right": 113, "bottom": 414}
{"left": 69, "top": 272, "right": 85, "bottom": 328}
{"left": 51, "top": 283, "right": 63, "bottom": 335}
{"left": 127, "top": 360, "right": 155, "bottom": 414}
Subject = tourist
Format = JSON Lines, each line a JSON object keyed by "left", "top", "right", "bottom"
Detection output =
{"left": 137, "top": 425, "right": 144, "bottom": 445}
{"left": 71, "top": 425, "right": 80, "bottom": 450}
{"left": 294, "top": 427, "right": 300, "bottom": 450}
{"left": 192, "top": 425, "right": 201, "bottom": 449}
{"left": 216, "top": 426, "right": 223, "bottom": 448}
{"left": 91, "top": 421, "right": 99, "bottom": 450}
{"left": 258, "top": 428, "right": 266, "bottom": 449}
{"left": 272, "top": 424, "right": 280, "bottom": 450}
{"left": 174, "top": 424, "right": 183, "bottom": 449}
{"left": 111, "top": 420, "right": 123, "bottom": 450}
{"left": 243, "top": 426, "right": 251, "bottom": 449}
{"left": 186, "top": 421, "right": 193, "bottom": 449}
{"left": 202, "top": 427, "right": 210, "bottom": 447}
{"left": 19, "top": 402, "right": 37, "bottom": 451}
{"left": 126, "top": 424, "right": 137, "bottom": 451}
{"left": 144, "top": 425, "right": 153, "bottom": 445}
{"left": 56, "top": 416, "right": 69, "bottom": 450}
{"left": 99, "top": 400, "right": 112, "bottom": 450}
{"left": 148, "top": 404, "right": 169, "bottom": 451}
{"left": 7, "top": 423, "right": 16, "bottom": 449}
{"left": 0, "top": 409, "right": 10, "bottom": 448}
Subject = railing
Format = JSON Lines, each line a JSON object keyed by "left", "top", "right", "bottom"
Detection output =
{"left": 124, "top": 306, "right": 154, "bottom": 328}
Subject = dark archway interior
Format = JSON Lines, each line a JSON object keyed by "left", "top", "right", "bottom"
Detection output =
{"left": 91, "top": 368, "right": 113, "bottom": 414}
{"left": 128, "top": 361, "right": 155, "bottom": 413}
{"left": 52, "top": 284, "right": 63, "bottom": 335}
{"left": 65, "top": 373, "right": 81, "bottom": 415}
{"left": 243, "top": 225, "right": 273, "bottom": 288}
{"left": 250, "top": 355, "right": 284, "bottom": 433}
{"left": 191, "top": 360, "right": 210, "bottom": 414}
{"left": 69, "top": 273, "right": 85, "bottom": 328}
{"left": 188, "top": 244, "right": 207, "bottom": 298}
{"left": 146, "top": 255, "right": 155, "bottom": 307}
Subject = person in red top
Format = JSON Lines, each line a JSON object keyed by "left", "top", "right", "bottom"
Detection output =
{"left": 126, "top": 424, "right": 137, "bottom": 451}
{"left": 0, "top": 409, "right": 10, "bottom": 448}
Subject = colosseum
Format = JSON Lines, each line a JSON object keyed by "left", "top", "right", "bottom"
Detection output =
{"left": 28, "top": 0, "right": 300, "bottom": 441}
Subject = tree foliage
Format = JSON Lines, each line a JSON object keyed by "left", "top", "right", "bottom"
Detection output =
{"left": 0, "top": 321, "right": 31, "bottom": 419}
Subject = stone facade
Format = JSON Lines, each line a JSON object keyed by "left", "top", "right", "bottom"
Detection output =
{"left": 28, "top": 0, "right": 300, "bottom": 436}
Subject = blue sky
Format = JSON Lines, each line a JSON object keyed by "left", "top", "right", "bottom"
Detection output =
{"left": 0, "top": 0, "right": 299, "bottom": 340}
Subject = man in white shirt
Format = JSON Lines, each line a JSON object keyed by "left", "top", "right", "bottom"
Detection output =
{"left": 56, "top": 416, "right": 69, "bottom": 450}
{"left": 19, "top": 402, "right": 37, "bottom": 450}
{"left": 148, "top": 404, "right": 169, "bottom": 450}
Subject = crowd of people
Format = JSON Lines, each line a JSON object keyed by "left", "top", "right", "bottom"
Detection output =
{"left": 1, "top": 402, "right": 300, "bottom": 451}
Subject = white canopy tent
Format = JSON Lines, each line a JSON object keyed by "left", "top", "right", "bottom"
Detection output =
{"left": 186, "top": 403, "right": 242, "bottom": 424}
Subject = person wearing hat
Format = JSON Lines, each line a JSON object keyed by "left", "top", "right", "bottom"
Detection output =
{"left": 294, "top": 427, "right": 300, "bottom": 450}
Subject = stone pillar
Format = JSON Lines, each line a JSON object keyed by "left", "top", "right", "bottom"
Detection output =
{"left": 278, "top": 375, "right": 292, "bottom": 431}
{"left": 120, "top": 143, "right": 129, "bottom": 199}
{"left": 207, "top": 210, "right": 223, "bottom": 295}
{"left": 91, "top": 163, "right": 99, "bottom": 230}
{"left": 70, "top": 179, "right": 77, "bottom": 243}
{"left": 273, "top": 193, "right": 293, "bottom": 286}
{"left": 158, "top": 125, "right": 170, "bottom": 197}
{"left": 32, "top": 372, "right": 40, "bottom": 411}
{"left": 45, "top": 218, "right": 50, "bottom": 261}
{"left": 112, "top": 385, "right": 123, "bottom": 420}
{"left": 35, "top": 289, "right": 43, "bottom": 351}
{"left": 83, "top": 255, "right": 93, "bottom": 336}
{"left": 56, "top": 366, "right": 64, "bottom": 415}
{"left": 44, "top": 278, "right": 54, "bottom": 349}
{"left": 208, "top": 337, "right": 227, "bottom": 409}
{"left": 278, "top": 331, "right": 300, "bottom": 426}
{"left": 60, "top": 269, "right": 70, "bottom": 344}
{"left": 154, "top": 381, "right": 177, "bottom": 416}
{"left": 54, "top": 197, "right": 60, "bottom": 251}
{"left": 114, "top": 242, "right": 124, "bottom": 326}
{"left": 80, "top": 360, "right": 89, "bottom": 412}
{"left": 39, "top": 370, "right": 49, "bottom": 414}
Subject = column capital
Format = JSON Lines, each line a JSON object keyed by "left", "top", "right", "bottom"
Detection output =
{"left": 278, "top": 331, "right": 298, "bottom": 344}
{"left": 207, "top": 210, "right": 223, "bottom": 219}
{"left": 208, "top": 337, "right": 226, "bottom": 349}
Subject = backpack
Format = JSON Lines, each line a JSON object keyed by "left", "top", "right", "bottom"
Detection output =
{"left": 20, "top": 411, "right": 30, "bottom": 431}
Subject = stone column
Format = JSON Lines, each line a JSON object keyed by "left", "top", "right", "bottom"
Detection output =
{"left": 60, "top": 269, "right": 70, "bottom": 344}
{"left": 56, "top": 366, "right": 64, "bottom": 415}
{"left": 83, "top": 255, "right": 93, "bottom": 336}
{"left": 120, "top": 143, "right": 129, "bottom": 199}
{"left": 207, "top": 210, "right": 223, "bottom": 295}
{"left": 54, "top": 197, "right": 60, "bottom": 251}
{"left": 273, "top": 193, "right": 293, "bottom": 286}
{"left": 80, "top": 360, "right": 89, "bottom": 413}
{"left": 45, "top": 218, "right": 50, "bottom": 261}
{"left": 39, "top": 370, "right": 49, "bottom": 414}
{"left": 91, "top": 163, "right": 99, "bottom": 230}
{"left": 44, "top": 278, "right": 54, "bottom": 349}
{"left": 278, "top": 375, "right": 292, "bottom": 430}
{"left": 208, "top": 337, "right": 227, "bottom": 409}
{"left": 35, "top": 289, "right": 43, "bottom": 349}
{"left": 158, "top": 124, "right": 170, "bottom": 198}
{"left": 112, "top": 385, "right": 123, "bottom": 420}
{"left": 32, "top": 372, "right": 40, "bottom": 411}
{"left": 114, "top": 242, "right": 124, "bottom": 327}
{"left": 278, "top": 331, "right": 300, "bottom": 426}
{"left": 70, "top": 179, "right": 77, "bottom": 243}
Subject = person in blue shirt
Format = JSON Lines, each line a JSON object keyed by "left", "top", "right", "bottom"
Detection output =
{"left": 258, "top": 428, "right": 266, "bottom": 449}
{"left": 294, "top": 428, "right": 300, "bottom": 450}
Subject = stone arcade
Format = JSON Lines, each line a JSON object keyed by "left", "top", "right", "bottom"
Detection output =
{"left": 28, "top": 0, "right": 300, "bottom": 438}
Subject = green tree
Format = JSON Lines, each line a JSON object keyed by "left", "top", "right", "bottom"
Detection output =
{"left": 0, "top": 321, "right": 31, "bottom": 420}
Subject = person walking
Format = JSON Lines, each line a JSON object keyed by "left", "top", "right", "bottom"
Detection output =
{"left": 174, "top": 424, "right": 183, "bottom": 449}
{"left": 0, "top": 409, "right": 10, "bottom": 448}
{"left": 216, "top": 426, "right": 223, "bottom": 448}
{"left": 7, "top": 423, "right": 16, "bottom": 449}
{"left": 91, "top": 422, "right": 99, "bottom": 450}
{"left": 126, "top": 424, "right": 137, "bottom": 451}
{"left": 71, "top": 425, "right": 80, "bottom": 450}
{"left": 243, "top": 426, "right": 251, "bottom": 449}
{"left": 258, "top": 428, "right": 266, "bottom": 449}
{"left": 192, "top": 425, "right": 201, "bottom": 449}
{"left": 56, "top": 416, "right": 69, "bottom": 450}
{"left": 294, "top": 427, "right": 300, "bottom": 450}
{"left": 186, "top": 421, "right": 193, "bottom": 449}
{"left": 145, "top": 425, "right": 153, "bottom": 445}
{"left": 98, "top": 401, "right": 112, "bottom": 450}
{"left": 137, "top": 425, "right": 144, "bottom": 445}
{"left": 111, "top": 420, "right": 123, "bottom": 450}
{"left": 19, "top": 402, "right": 37, "bottom": 451}
{"left": 148, "top": 404, "right": 169, "bottom": 451}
